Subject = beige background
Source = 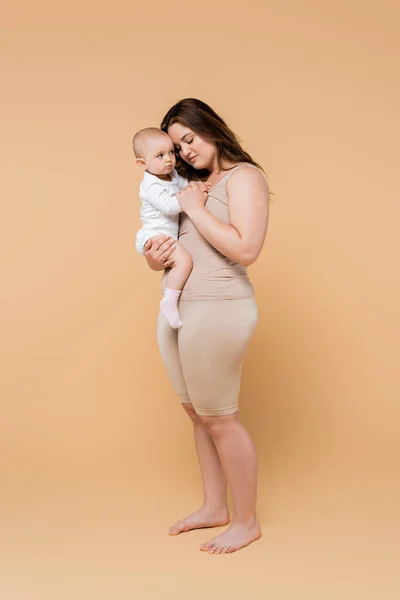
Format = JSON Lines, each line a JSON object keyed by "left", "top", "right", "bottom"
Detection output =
{"left": 1, "top": 0, "right": 399, "bottom": 598}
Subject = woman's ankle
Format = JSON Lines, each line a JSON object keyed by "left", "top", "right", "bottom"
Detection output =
{"left": 202, "top": 502, "right": 229, "bottom": 515}
{"left": 231, "top": 514, "right": 259, "bottom": 528}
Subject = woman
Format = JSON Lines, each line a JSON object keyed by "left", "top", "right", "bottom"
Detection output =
{"left": 143, "top": 98, "right": 270, "bottom": 554}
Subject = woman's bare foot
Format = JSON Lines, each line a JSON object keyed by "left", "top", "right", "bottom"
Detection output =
{"left": 199, "top": 519, "right": 261, "bottom": 553}
{"left": 168, "top": 506, "right": 230, "bottom": 536}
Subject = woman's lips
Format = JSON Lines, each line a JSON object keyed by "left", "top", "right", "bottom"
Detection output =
{"left": 189, "top": 155, "right": 197, "bottom": 162}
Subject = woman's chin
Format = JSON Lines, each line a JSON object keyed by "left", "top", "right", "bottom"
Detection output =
{"left": 190, "top": 159, "right": 204, "bottom": 169}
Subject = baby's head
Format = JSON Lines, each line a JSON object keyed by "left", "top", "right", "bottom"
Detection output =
{"left": 133, "top": 127, "right": 176, "bottom": 178}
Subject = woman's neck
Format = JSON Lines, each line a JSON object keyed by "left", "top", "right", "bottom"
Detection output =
{"left": 208, "top": 157, "right": 238, "bottom": 175}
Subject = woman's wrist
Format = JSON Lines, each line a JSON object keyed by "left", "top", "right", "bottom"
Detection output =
{"left": 186, "top": 204, "right": 206, "bottom": 221}
{"left": 150, "top": 263, "right": 164, "bottom": 271}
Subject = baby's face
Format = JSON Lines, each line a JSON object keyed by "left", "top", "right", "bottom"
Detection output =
{"left": 143, "top": 135, "right": 176, "bottom": 176}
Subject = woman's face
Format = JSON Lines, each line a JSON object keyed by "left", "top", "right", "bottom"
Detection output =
{"left": 167, "top": 122, "right": 217, "bottom": 170}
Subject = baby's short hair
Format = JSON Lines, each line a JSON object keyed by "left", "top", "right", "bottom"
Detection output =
{"left": 132, "top": 127, "right": 169, "bottom": 158}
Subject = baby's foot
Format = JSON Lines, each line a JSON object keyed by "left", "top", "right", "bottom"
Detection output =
{"left": 160, "top": 298, "right": 183, "bottom": 329}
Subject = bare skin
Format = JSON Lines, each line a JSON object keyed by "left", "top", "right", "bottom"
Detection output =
{"left": 168, "top": 404, "right": 230, "bottom": 535}
{"left": 200, "top": 522, "right": 261, "bottom": 554}
{"left": 198, "top": 412, "right": 261, "bottom": 553}
{"left": 168, "top": 507, "right": 230, "bottom": 536}
{"left": 167, "top": 405, "right": 261, "bottom": 553}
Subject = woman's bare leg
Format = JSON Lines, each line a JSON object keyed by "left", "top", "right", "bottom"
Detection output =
{"left": 198, "top": 412, "right": 261, "bottom": 554}
{"left": 168, "top": 404, "right": 230, "bottom": 535}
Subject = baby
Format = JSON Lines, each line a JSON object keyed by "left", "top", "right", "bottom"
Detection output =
{"left": 133, "top": 127, "right": 192, "bottom": 329}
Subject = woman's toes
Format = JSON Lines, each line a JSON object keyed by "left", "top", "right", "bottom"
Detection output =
{"left": 200, "top": 540, "right": 214, "bottom": 551}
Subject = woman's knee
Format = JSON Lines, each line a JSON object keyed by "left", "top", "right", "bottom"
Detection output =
{"left": 198, "top": 413, "right": 238, "bottom": 437}
{"left": 182, "top": 402, "right": 202, "bottom": 424}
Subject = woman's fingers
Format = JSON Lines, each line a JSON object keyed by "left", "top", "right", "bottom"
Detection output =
{"left": 147, "top": 234, "right": 170, "bottom": 252}
{"left": 196, "top": 182, "right": 209, "bottom": 193}
{"left": 147, "top": 236, "right": 175, "bottom": 264}
{"left": 189, "top": 180, "right": 209, "bottom": 193}
{"left": 179, "top": 180, "right": 209, "bottom": 197}
{"left": 153, "top": 237, "right": 175, "bottom": 255}
{"left": 159, "top": 242, "right": 176, "bottom": 262}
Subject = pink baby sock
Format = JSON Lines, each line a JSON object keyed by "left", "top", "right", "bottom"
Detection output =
{"left": 160, "top": 288, "right": 183, "bottom": 329}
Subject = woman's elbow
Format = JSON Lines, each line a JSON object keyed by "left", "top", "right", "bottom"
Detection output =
{"left": 236, "top": 252, "right": 258, "bottom": 267}
{"left": 237, "top": 237, "right": 266, "bottom": 266}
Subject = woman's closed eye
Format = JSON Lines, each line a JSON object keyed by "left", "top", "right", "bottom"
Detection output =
{"left": 174, "top": 140, "right": 193, "bottom": 154}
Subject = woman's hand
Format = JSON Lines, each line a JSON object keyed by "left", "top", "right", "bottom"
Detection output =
{"left": 180, "top": 166, "right": 269, "bottom": 266}
{"left": 143, "top": 235, "right": 176, "bottom": 271}
{"left": 177, "top": 181, "right": 210, "bottom": 216}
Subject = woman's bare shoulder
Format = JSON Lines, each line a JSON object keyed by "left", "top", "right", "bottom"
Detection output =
{"left": 226, "top": 163, "right": 269, "bottom": 192}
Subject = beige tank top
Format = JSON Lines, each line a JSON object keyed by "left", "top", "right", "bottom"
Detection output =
{"left": 167, "top": 162, "right": 262, "bottom": 302}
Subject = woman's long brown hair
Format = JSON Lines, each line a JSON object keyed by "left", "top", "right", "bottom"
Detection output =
{"left": 160, "top": 98, "right": 266, "bottom": 183}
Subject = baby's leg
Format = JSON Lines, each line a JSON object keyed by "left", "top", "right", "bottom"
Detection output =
{"left": 166, "top": 243, "right": 193, "bottom": 290}
{"left": 160, "top": 243, "right": 193, "bottom": 329}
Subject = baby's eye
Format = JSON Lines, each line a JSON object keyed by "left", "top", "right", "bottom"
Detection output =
{"left": 157, "top": 153, "right": 163, "bottom": 158}
{"left": 169, "top": 150, "right": 175, "bottom": 155}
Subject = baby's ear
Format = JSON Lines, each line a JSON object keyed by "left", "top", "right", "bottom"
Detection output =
{"left": 136, "top": 158, "right": 146, "bottom": 169}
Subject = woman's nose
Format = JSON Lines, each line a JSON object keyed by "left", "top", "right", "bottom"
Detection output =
{"left": 181, "top": 145, "right": 191, "bottom": 158}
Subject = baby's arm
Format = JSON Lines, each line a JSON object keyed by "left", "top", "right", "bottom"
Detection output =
{"left": 146, "top": 181, "right": 182, "bottom": 215}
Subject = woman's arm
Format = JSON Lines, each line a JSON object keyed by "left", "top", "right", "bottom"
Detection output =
{"left": 178, "top": 168, "right": 269, "bottom": 266}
